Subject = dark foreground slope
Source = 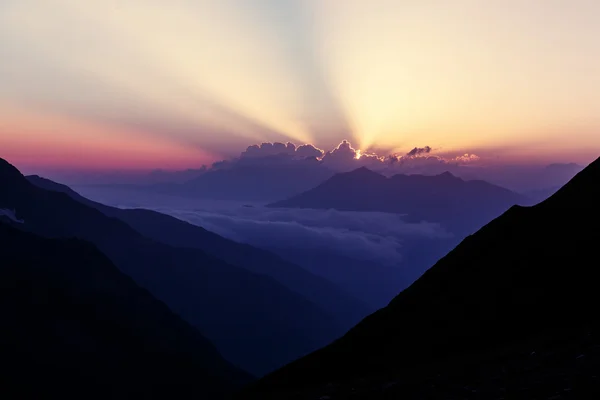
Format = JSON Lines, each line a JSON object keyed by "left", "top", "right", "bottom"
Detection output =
{"left": 0, "top": 159, "right": 341, "bottom": 376}
{"left": 247, "top": 156, "right": 600, "bottom": 399}
{"left": 270, "top": 167, "right": 525, "bottom": 235}
{"left": 27, "top": 175, "right": 372, "bottom": 327}
{"left": 0, "top": 221, "right": 249, "bottom": 399}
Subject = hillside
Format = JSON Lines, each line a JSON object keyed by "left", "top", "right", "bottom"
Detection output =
{"left": 248, "top": 157, "right": 600, "bottom": 398}
{"left": 27, "top": 175, "right": 371, "bottom": 327}
{"left": 0, "top": 158, "right": 342, "bottom": 376}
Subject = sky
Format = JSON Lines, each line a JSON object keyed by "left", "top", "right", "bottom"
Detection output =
{"left": 1, "top": 0, "right": 600, "bottom": 173}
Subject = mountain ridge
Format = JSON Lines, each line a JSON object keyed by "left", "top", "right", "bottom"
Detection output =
{"left": 247, "top": 156, "right": 600, "bottom": 398}
{"left": 269, "top": 167, "right": 527, "bottom": 235}
{"left": 0, "top": 158, "right": 343, "bottom": 376}
{"left": 0, "top": 220, "right": 251, "bottom": 399}
{"left": 27, "top": 174, "right": 372, "bottom": 328}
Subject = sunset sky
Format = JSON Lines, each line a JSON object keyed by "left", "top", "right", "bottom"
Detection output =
{"left": 1, "top": 0, "right": 599, "bottom": 171}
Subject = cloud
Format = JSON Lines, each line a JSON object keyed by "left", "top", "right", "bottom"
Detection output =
{"left": 406, "top": 146, "right": 432, "bottom": 156}
{"left": 143, "top": 204, "right": 451, "bottom": 267}
{"left": 320, "top": 140, "right": 357, "bottom": 169}
{"left": 72, "top": 183, "right": 457, "bottom": 307}
{"left": 383, "top": 151, "right": 482, "bottom": 175}
{"left": 241, "top": 142, "right": 296, "bottom": 158}
{"left": 240, "top": 141, "right": 324, "bottom": 160}
{"left": 320, "top": 140, "right": 388, "bottom": 171}
{"left": 0, "top": 208, "right": 24, "bottom": 224}
{"left": 208, "top": 139, "right": 481, "bottom": 178}
{"left": 323, "top": 140, "right": 356, "bottom": 159}
{"left": 295, "top": 144, "right": 324, "bottom": 159}
{"left": 71, "top": 183, "right": 452, "bottom": 269}
{"left": 451, "top": 153, "right": 480, "bottom": 163}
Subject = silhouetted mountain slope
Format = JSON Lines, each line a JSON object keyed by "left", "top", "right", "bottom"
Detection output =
{"left": 247, "top": 156, "right": 600, "bottom": 398}
{"left": 28, "top": 175, "right": 371, "bottom": 328}
{"left": 0, "top": 221, "right": 249, "bottom": 399}
{"left": 0, "top": 159, "right": 341, "bottom": 376}
{"left": 269, "top": 167, "right": 526, "bottom": 235}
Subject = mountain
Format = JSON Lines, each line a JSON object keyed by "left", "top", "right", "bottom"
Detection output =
{"left": 0, "top": 220, "right": 250, "bottom": 399}
{"left": 269, "top": 167, "right": 527, "bottom": 235}
{"left": 540, "top": 162, "right": 584, "bottom": 187}
{"left": 156, "top": 158, "right": 336, "bottom": 202}
{"left": 522, "top": 185, "right": 562, "bottom": 205}
{"left": 247, "top": 156, "right": 600, "bottom": 399}
{"left": 0, "top": 158, "right": 342, "bottom": 376}
{"left": 27, "top": 174, "right": 372, "bottom": 328}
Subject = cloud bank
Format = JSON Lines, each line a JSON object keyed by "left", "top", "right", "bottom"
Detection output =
{"left": 73, "top": 184, "right": 457, "bottom": 307}
{"left": 74, "top": 183, "right": 450, "bottom": 269}
{"left": 166, "top": 206, "right": 450, "bottom": 266}
{"left": 240, "top": 142, "right": 325, "bottom": 159}
{"left": 215, "top": 140, "right": 481, "bottom": 176}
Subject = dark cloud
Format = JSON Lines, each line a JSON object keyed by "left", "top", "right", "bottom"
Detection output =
{"left": 319, "top": 140, "right": 387, "bottom": 171}
{"left": 295, "top": 144, "right": 324, "bottom": 159}
{"left": 241, "top": 142, "right": 296, "bottom": 158}
{"left": 211, "top": 159, "right": 233, "bottom": 170}
{"left": 321, "top": 140, "right": 357, "bottom": 167}
{"left": 240, "top": 141, "right": 324, "bottom": 160}
{"left": 324, "top": 140, "right": 356, "bottom": 158}
{"left": 406, "top": 146, "right": 432, "bottom": 156}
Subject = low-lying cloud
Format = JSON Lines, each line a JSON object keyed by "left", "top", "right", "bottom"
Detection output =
{"left": 179, "top": 210, "right": 407, "bottom": 265}
{"left": 74, "top": 185, "right": 456, "bottom": 308}
{"left": 117, "top": 199, "right": 452, "bottom": 267}
{"left": 192, "top": 209, "right": 444, "bottom": 266}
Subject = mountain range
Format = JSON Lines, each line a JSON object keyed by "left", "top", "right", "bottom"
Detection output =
{"left": 5, "top": 151, "right": 597, "bottom": 398}
{"left": 151, "top": 156, "right": 336, "bottom": 202}
{"left": 269, "top": 167, "right": 527, "bottom": 235}
{"left": 0, "top": 158, "right": 347, "bottom": 376}
{"left": 65, "top": 166, "right": 528, "bottom": 309}
{"left": 247, "top": 156, "right": 600, "bottom": 399}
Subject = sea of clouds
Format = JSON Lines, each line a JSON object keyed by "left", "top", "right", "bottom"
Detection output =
{"left": 76, "top": 186, "right": 451, "bottom": 267}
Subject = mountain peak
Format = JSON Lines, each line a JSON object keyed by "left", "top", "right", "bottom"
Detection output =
{"left": 248, "top": 156, "right": 600, "bottom": 398}
{"left": 351, "top": 166, "right": 375, "bottom": 173}
{"left": 343, "top": 166, "right": 385, "bottom": 180}
{"left": 0, "top": 159, "right": 31, "bottom": 196}
{"left": 437, "top": 171, "right": 459, "bottom": 180}
{"left": 0, "top": 158, "right": 25, "bottom": 182}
